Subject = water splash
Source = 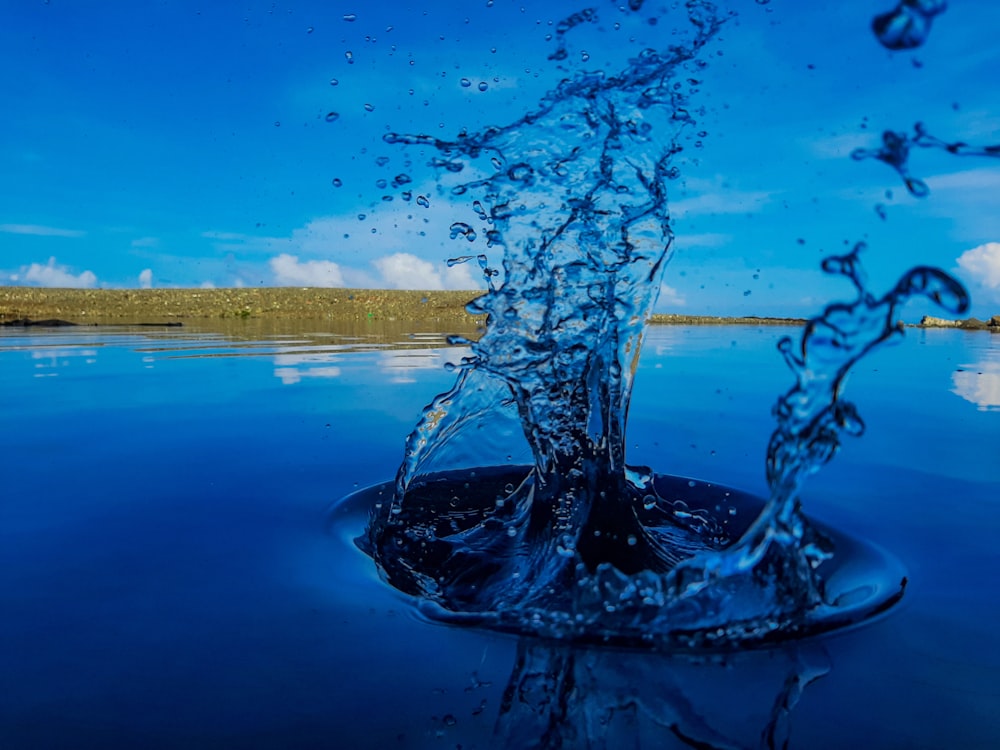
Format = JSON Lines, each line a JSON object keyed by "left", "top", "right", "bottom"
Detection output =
{"left": 352, "top": 2, "right": 970, "bottom": 649}
{"left": 872, "top": 0, "right": 947, "bottom": 50}
{"left": 851, "top": 122, "right": 1000, "bottom": 197}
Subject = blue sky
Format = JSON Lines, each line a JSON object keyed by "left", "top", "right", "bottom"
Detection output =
{"left": 2, "top": 0, "right": 998, "bottom": 319}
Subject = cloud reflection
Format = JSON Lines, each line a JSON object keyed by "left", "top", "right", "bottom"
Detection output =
{"left": 952, "top": 359, "right": 1000, "bottom": 411}
{"left": 30, "top": 347, "right": 99, "bottom": 378}
{"left": 273, "top": 352, "right": 343, "bottom": 385}
{"left": 377, "top": 345, "right": 470, "bottom": 384}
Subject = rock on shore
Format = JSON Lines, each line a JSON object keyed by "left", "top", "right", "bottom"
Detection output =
{"left": 920, "top": 315, "right": 1000, "bottom": 331}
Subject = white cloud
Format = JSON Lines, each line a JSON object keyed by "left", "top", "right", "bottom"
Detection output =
{"left": 201, "top": 229, "right": 289, "bottom": 255}
{"left": 131, "top": 237, "right": 159, "bottom": 248}
{"left": 672, "top": 232, "right": 732, "bottom": 249}
{"left": 200, "top": 280, "right": 216, "bottom": 289}
{"left": 670, "top": 177, "right": 774, "bottom": 219}
{"left": 656, "top": 283, "right": 686, "bottom": 309}
{"left": 10, "top": 257, "right": 98, "bottom": 288}
{"left": 201, "top": 231, "right": 251, "bottom": 241}
{"left": 805, "top": 132, "right": 875, "bottom": 160}
{"left": 926, "top": 168, "right": 1000, "bottom": 193}
{"left": 671, "top": 190, "right": 773, "bottom": 218}
{"left": 269, "top": 253, "right": 345, "bottom": 287}
{"left": 956, "top": 242, "right": 1000, "bottom": 290}
{"left": 0, "top": 223, "right": 86, "bottom": 238}
{"left": 206, "top": 174, "right": 502, "bottom": 291}
{"left": 372, "top": 252, "right": 478, "bottom": 290}
{"left": 138, "top": 268, "right": 153, "bottom": 289}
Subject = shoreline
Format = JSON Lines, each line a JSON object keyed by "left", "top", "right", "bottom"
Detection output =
{"left": 1, "top": 287, "right": 995, "bottom": 330}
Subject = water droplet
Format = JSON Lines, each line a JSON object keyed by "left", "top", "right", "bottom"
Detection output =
{"left": 329, "top": 78, "right": 339, "bottom": 86}
{"left": 273, "top": 121, "right": 281, "bottom": 127}
{"left": 416, "top": 195, "right": 430, "bottom": 208}
{"left": 345, "top": 51, "right": 354, "bottom": 64}
{"left": 331, "top": 178, "right": 343, "bottom": 187}
{"left": 872, "top": 0, "right": 947, "bottom": 50}
{"left": 460, "top": 78, "right": 472, "bottom": 88}
{"left": 306, "top": 26, "right": 314, "bottom": 34}
{"left": 325, "top": 112, "right": 340, "bottom": 123}
{"left": 507, "top": 163, "right": 533, "bottom": 182}
{"left": 449, "top": 222, "right": 477, "bottom": 242}
{"left": 343, "top": 13, "right": 357, "bottom": 22}
{"left": 478, "top": 81, "right": 488, "bottom": 92}
{"left": 364, "top": 103, "right": 374, "bottom": 112}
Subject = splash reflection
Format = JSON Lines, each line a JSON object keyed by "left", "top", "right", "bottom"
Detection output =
{"left": 491, "top": 639, "right": 829, "bottom": 750}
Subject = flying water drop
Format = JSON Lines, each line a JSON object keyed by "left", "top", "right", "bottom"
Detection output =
{"left": 449, "top": 222, "right": 477, "bottom": 242}
{"left": 872, "top": 0, "right": 947, "bottom": 50}
{"left": 851, "top": 122, "right": 1000, "bottom": 196}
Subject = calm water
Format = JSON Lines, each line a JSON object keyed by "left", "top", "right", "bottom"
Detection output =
{"left": 1, "top": 321, "right": 997, "bottom": 748}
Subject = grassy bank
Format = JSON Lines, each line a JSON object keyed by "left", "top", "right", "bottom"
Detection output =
{"left": 0, "top": 287, "right": 815, "bottom": 327}
{"left": 0, "top": 287, "right": 481, "bottom": 325}
{"left": 25, "top": 286, "right": 996, "bottom": 332}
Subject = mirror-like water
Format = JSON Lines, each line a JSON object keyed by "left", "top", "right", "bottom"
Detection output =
{"left": 1, "top": 323, "right": 997, "bottom": 747}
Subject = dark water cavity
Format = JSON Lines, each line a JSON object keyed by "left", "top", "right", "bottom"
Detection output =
{"left": 343, "top": 1, "right": 971, "bottom": 649}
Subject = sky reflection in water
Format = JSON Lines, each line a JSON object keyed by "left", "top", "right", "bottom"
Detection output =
{"left": 0, "top": 323, "right": 997, "bottom": 747}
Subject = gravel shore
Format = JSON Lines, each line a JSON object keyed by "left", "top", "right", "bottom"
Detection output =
{"left": 5, "top": 287, "right": 994, "bottom": 331}
{"left": 0, "top": 287, "right": 483, "bottom": 325}
{"left": 0, "top": 286, "right": 812, "bottom": 327}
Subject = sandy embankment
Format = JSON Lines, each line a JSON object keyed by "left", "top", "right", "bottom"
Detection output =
{"left": 11, "top": 287, "right": 992, "bottom": 330}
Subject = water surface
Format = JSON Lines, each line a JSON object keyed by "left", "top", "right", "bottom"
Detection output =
{"left": 1, "top": 322, "right": 997, "bottom": 748}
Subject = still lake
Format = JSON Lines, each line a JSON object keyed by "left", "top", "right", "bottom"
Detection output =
{"left": 1, "top": 321, "right": 997, "bottom": 748}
